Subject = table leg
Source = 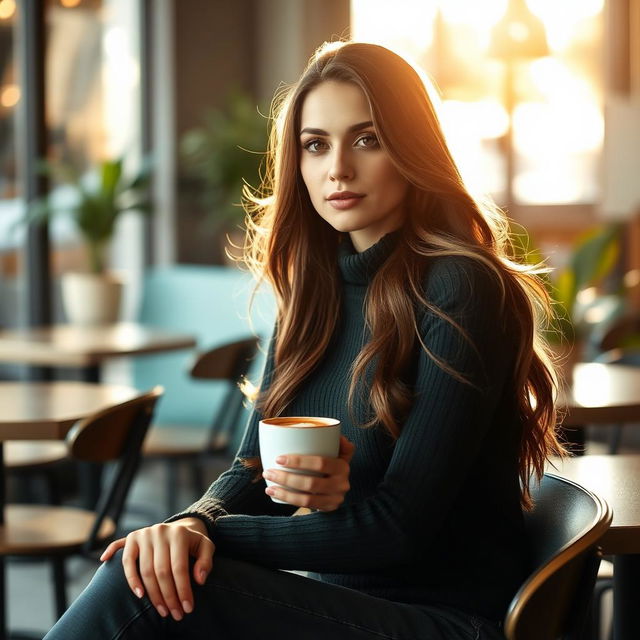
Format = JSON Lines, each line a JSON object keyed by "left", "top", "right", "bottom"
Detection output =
{"left": 79, "top": 364, "right": 102, "bottom": 509}
{"left": 613, "top": 554, "right": 640, "bottom": 640}
{"left": 1, "top": 442, "right": 6, "bottom": 640}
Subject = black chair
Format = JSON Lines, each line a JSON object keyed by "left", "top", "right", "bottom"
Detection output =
{"left": 4, "top": 440, "right": 68, "bottom": 504}
{"left": 142, "top": 337, "right": 259, "bottom": 514}
{"left": 0, "top": 387, "right": 163, "bottom": 637}
{"left": 504, "top": 473, "right": 612, "bottom": 640}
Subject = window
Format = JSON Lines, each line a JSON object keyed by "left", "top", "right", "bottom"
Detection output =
{"left": 351, "top": 0, "right": 604, "bottom": 209}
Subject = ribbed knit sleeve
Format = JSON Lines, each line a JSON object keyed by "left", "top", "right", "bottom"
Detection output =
{"left": 165, "top": 326, "right": 297, "bottom": 537}
{"left": 189, "top": 258, "right": 516, "bottom": 572}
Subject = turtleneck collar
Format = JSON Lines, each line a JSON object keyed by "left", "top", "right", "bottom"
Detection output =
{"left": 338, "top": 231, "right": 400, "bottom": 285}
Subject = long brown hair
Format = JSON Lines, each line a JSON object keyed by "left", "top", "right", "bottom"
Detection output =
{"left": 244, "top": 41, "right": 565, "bottom": 508}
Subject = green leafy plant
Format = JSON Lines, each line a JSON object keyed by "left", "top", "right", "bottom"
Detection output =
{"left": 25, "top": 157, "right": 153, "bottom": 274}
{"left": 510, "top": 222, "right": 625, "bottom": 345}
{"left": 180, "top": 89, "right": 268, "bottom": 231}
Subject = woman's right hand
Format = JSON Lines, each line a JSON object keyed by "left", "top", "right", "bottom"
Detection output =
{"left": 99, "top": 517, "right": 214, "bottom": 621}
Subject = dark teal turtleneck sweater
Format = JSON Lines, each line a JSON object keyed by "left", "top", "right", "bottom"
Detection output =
{"left": 169, "top": 233, "right": 529, "bottom": 622}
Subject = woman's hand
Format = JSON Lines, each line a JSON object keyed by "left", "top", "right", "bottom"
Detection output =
{"left": 99, "top": 517, "right": 214, "bottom": 621}
{"left": 262, "top": 435, "right": 355, "bottom": 511}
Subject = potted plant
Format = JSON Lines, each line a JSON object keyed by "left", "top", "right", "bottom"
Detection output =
{"left": 25, "top": 156, "right": 152, "bottom": 324}
{"left": 511, "top": 221, "right": 625, "bottom": 376}
{"left": 179, "top": 89, "right": 268, "bottom": 263}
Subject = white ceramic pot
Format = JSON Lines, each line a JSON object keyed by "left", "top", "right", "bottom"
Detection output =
{"left": 61, "top": 272, "right": 124, "bottom": 325}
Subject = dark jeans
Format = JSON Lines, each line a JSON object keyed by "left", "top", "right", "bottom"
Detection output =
{"left": 43, "top": 551, "right": 505, "bottom": 640}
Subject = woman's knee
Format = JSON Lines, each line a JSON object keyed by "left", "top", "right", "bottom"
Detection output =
{"left": 92, "top": 549, "right": 131, "bottom": 595}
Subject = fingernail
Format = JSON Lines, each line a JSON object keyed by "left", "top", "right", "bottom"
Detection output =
{"left": 275, "top": 455, "right": 286, "bottom": 464}
{"left": 134, "top": 587, "right": 144, "bottom": 599}
{"left": 99, "top": 552, "right": 106, "bottom": 561}
{"left": 263, "top": 470, "right": 274, "bottom": 480}
{"left": 182, "top": 600, "right": 193, "bottom": 614}
{"left": 199, "top": 569, "right": 207, "bottom": 584}
{"left": 157, "top": 605, "right": 169, "bottom": 618}
{"left": 171, "top": 609, "right": 183, "bottom": 621}
{"left": 265, "top": 487, "right": 275, "bottom": 495}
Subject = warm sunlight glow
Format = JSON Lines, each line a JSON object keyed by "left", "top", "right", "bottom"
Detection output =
{"left": 60, "top": 0, "right": 83, "bottom": 8}
{"left": 441, "top": 101, "right": 508, "bottom": 195}
{"left": 527, "top": 0, "right": 604, "bottom": 50}
{"left": 0, "top": 85, "right": 20, "bottom": 108}
{"left": 529, "top": 57, "right": 598, "bottom": 104}
{"left": 438, "top": 0, "right": 508, "bottom": 29}
{"left": 351, "top": 0, "right": 604, "bottom": 205}
{"left": 0, "top": 0, "right": 16, "bottom": 20}
{"left": 572, "top": 363, "right": 618, "bottom": 408}
{"left": 351, "top": 0, "right": 439, "bottom": 59}
{"left": 441, "top": 99, "right": 509, "bottom": 140}
{"left": 514, "top": 101, "right": 603, "bottom": 155}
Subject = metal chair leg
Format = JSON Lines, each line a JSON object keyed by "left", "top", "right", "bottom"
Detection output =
{"left": 191, "top": 461, "right": 205, "bottom": 497}
{"left": 52, "top": 556, "right": 68, "bottom": 619}
{"left": 607, "top": 424, "right": 623, "bottom": 454}
{"left": 167, "top": 459, "right": 179, "bottom": 515}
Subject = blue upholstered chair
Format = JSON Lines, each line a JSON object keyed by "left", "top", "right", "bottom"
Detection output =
{"left": 132, "top": 265, "right": 275, "bottom": 515}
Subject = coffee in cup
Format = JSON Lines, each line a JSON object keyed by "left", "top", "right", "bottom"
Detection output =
{"left": 259, "top": 416, "right": 341, "bottom": 504}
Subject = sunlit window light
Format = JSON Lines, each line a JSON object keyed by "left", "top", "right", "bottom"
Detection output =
{"left": 0, "top": 85, "right": 20, "bottom": 108}
{"left": 527, "top": 0, "right": 605, "bottom": 51}
{"left": 351, "top": 0, "right": 604, "bottom": 206}
{"left": 350, "top": 0, "right": 439, "bottom": 60}
{"left": 513, "top": 102, "right": 603, "bottom": 155}
{"left": 0, "top": 0, "right": 16, "bottom": 20}
{"left": 438, "top": 0, "right": 508, "bottom": 30}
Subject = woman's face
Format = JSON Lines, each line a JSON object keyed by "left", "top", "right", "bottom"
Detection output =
{"left": 299, "top": 81, "right": 409, "bottom": 252}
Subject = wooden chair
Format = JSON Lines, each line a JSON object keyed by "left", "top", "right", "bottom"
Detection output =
{"left": 142, "top": 337, "right": 258, "bottom": 514}
{"left": 504, "top": 473, "right": 612, "bottom": 640}
{"left": 0, "top": 387, "right": 163, "bottom": 634}
{"left": 4, "top": 441, "right": 68, "bottom": 504}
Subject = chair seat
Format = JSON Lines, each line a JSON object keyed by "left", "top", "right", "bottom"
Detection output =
{"left": 143, "top": 424, "right": 227, "bottom": 457}
{"left": 4, "top": 441, "right": 68, "bottom": 470}
{"left": 0, "top": 505, "right": 115, "bottom": 555}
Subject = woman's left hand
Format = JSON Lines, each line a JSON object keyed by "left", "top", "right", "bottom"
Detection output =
{"left": 262, "top": 435, "right": 355, "bottom": 511}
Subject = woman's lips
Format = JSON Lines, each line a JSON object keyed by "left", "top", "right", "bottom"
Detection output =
{"left": 327, "top": 192, "right": 365, "bottom": 210}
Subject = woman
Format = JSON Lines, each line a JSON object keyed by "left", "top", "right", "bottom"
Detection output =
{"left": 45, "top": 41, "right": 565, "bottom": 639}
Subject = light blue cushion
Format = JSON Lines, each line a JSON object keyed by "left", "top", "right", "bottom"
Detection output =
{"left": 133, "top": 265, "right": 275, "bottom": 445}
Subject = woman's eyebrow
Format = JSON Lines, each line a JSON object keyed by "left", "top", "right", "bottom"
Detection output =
{"left": 299, "top": 120, "right": 374, "bottom": 136}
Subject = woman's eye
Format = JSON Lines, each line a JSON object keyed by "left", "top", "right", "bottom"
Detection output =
{"left": 303, "top": 139, "right": 328, "bottom": 153}
{"left": 355, "top": 134, "right": 380, "bottom": 149}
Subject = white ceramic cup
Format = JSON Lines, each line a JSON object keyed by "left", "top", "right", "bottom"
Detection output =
{"left": 259, "top": 416, "right": 341, "bottom": 504}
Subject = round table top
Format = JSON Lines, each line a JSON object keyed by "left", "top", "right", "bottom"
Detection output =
{"left": 0, "top": 322, "right": 196, "bottom": 367}
{"left": 550, "top": 454, "right": 640, "bottom": 555}
{"left": 561, "top": 363, "right": 640, "bottom": 426}
{"left": 0, "top": 381, "right": 141, "bottom": 441}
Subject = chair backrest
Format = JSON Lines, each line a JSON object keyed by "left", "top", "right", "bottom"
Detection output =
{"left": 65, "top": 387, "right": 163, "bottom": 550}
{"left": 133, "top": 265, "right": 275, "bottom": 435}
{"left": 188, "top": 337, "right": 259, "bottom": 450}
{"left": 504, "top": 473, "right": 611, "bottom": 640}
{"left": 189, "top": 337, "right": 259, "bottom": 381}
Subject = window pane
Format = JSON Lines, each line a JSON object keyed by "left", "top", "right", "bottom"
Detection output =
{"left": 351, "top": 0, "right": 604, "bottom": 207}
{"left": 0, "top": 1, "right": 22, "bottom": 351}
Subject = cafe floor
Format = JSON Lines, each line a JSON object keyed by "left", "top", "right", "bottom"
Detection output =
{"left": 8, "top": 432, "right": 635, "bottom": 638}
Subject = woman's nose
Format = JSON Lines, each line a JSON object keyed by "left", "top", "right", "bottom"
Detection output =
{"left": 328, "top": 149, "right": 354, "bottom": 182}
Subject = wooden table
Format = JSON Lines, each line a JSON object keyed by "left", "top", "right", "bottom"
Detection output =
{"left": 561, "top": 362, "right": 640, "bottom": 426}
{"left": 0, "top": 381, "right": 140, "bottom": 442}
{"left": 0, "top": 324, "right": 196, "bottom": 507}
{"left": 0, "top": 323, "right": 196, "bottom": 382}
{"left": 0, "top": 381, "right": 141, "bottom": 639}
{"left": 551, "top": 455, "right": 640, "bottom": 640}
